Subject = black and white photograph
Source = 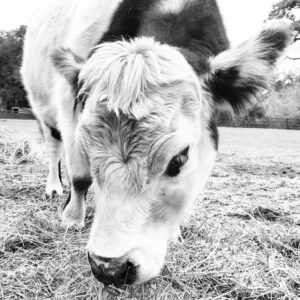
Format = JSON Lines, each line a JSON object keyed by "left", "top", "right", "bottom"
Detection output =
{"left": 0, "top": 0, "right": 299, "bottom": 299}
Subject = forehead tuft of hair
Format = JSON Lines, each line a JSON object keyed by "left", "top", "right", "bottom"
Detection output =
{"left": 79, "top": 37, "right": 198, "bottom": 119}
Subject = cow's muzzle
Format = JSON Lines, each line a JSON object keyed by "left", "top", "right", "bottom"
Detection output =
{"left": 88, "top": 252, "right": 137, "bottom": 286}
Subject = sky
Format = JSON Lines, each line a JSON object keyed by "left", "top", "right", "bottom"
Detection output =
{"left": 0, "top": 0, "right": 279, "bottom": 45}
{"left": 218, "top": 0, "right": 280, "bottom": 45}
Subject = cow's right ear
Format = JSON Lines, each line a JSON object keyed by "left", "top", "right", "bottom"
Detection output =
{"left": 203, "top": 23, "right": 290, "bottom": 114}
{"left": 51, "top": 48, "right": 84, "bottom": 88}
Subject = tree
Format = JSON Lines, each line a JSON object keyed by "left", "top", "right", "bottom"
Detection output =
{"left": 0, "top": 25, "right": 28, "bottom": 109}
{"left": 269, "top": 0, "right": 300, "bottom": 41}
{"left": 268, "top": 0, "right": 300, "bottom": 85}
{"left": 264, "top": 1, "right": 300, "bottom": 118}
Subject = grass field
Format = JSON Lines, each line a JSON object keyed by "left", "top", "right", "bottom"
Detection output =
{"left": 1, "top": 119, "right": 300, "bottom": 300}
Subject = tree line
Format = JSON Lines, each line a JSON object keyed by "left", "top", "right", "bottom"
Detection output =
{"left": 0, "top": 25, "right": 27, "bottom": 109}
{"left": 269, "top": 0, "right": 300, "bottom": 42}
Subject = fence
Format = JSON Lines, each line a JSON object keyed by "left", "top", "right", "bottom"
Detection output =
{"left": 0, "top": 111, "right": 35, "bottom": 120}
{"left": 1, "top": 111, "right": 300, "bottom": 130}
{"left": 218, "top": 117, "right": 300, "bottom": 130}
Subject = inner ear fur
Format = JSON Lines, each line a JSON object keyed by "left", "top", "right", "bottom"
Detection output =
{"left": 51, "top": 48, "right": 84, "bottom": 89}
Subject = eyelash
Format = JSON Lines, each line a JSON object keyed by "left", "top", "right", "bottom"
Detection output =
{"left": 165, "top": 146, "right": 189, "bottom": 177}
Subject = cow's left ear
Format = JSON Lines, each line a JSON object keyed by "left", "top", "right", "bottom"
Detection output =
{"left": 204, "top": 24, "right": 291, "bottom": 114}
{"left": 51, "top": 48, "right": 84, "bottom": 88}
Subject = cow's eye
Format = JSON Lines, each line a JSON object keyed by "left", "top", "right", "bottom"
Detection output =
{"left": 165, "top": 146, "right": 189, "bottom": 177}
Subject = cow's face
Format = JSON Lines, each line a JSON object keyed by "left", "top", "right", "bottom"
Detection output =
{"left": 79, "top": 86, "right": 215, "bottom": 285}
{"left": 79, "top": 106, "right": 214, "bottom": 285}
{"left": 75, "top": 38, "right": 214, "bottom": 285}
{"left": 52, "top": 25, "right": 289, "bottom": 285}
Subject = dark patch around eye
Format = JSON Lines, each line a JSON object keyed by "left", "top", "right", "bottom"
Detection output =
{"left": 165, "top": 146, "right": 189, "bottom": 177}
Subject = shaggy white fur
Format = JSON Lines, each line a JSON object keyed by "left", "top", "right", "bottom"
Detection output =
{"left": 80, "top": 37, "right": 201, "bottom": 119}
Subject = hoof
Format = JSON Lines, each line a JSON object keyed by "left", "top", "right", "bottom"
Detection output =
{"left": 46, "top": 181, "right": 63, "bottom": 197}
{"left": 61, "top": 215, "right": 85, "bottom": 229}
{"left": 44, "top": 190, "right": 59, "bottom": 200}
{"left": 171, "top": 226, "right": 184, "bottom": 244}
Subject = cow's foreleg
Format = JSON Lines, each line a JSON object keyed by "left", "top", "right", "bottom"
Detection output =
{"left": 54, "top": 80, "right": 92, "bottom": 228}
{"left": 43, "top": 122, "right": 64, "bottom": 197}
{"left": 61, "top": 140, "right": 92, "bottom": 228}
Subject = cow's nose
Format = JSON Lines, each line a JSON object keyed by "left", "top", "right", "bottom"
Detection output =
{"left": 88, "top": 252, "right": 137, "bottom": 286}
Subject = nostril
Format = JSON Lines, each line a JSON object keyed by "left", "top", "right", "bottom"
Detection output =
{"left": 124, "top": 260, "right": 134, "bottom": 279}
{"left": 126, "top": 260, "right": 134, "bottom": 270}
{"left": 88, "top": 252, "right": 137, "bottom": 286}
{"left": 115, "top": 260, "right": 137, "bottom": 286}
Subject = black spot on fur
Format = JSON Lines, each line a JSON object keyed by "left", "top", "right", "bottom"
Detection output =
{"left": 140, "top": 0, "right": 229, "bottom": 74}
{"left": 50, "top": 126, "right": 62, "bottom": 141}
{"left": 258, "top": 28, "right": 290, "bottom": 65}
{"left": 95, "top": 0, "right": 156, "bottom": 46}
{"left": 205, "top": 66, "right": 266, "bottom": 114}
{"left": 73, "top": 176, "right": 93, "bottom": 192}
{"left": 208, "top": 119, "right": 219, "bottom": 150}
{"left": 45, "top": 123, "right": 62, "bottom": 141}
{"left": 91, "top": 0, "right": 228, "bottom": 76}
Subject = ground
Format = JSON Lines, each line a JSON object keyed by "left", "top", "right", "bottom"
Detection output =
{"left": 0, "top": 119, "right": 300, "bottom": 300}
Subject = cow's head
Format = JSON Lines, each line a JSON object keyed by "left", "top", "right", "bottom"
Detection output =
{"left": 52, "top": 24, "right": 289, "bottom": 285}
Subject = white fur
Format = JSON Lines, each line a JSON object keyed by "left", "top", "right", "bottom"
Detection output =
{"left": 80, "top": 37, "right": 201, "bottom": 119}
{"left": 157, "top": 0, "right": 191, "bottom": 14}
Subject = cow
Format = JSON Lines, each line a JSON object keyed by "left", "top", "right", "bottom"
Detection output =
{"left": 21, "top": 0, "right": 289, "bottom": 286}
